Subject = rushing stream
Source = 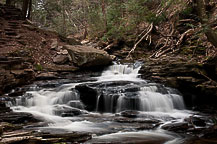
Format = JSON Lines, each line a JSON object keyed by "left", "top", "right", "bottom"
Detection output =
{"left": 11, "top": 63, "right": 198, "bottom": 143}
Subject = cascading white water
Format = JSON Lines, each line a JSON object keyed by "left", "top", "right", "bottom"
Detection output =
{"left": 97, "top": 64, "right": 185, "bottom": 112}
{"left": 13, "top": 83, "right": 85, "bottom": 121}
{"left": 10, "top": 63, "right": 190, "bottom": 138}
{"left": 13, "top": 63, "right": 185, "bottom": 115}
{"left": 98, "top": 63, "right": 142, "bottom": 82}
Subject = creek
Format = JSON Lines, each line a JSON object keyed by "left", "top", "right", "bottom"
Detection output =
{"left": 9, "top": 63, "right": 210, "bottom": 143}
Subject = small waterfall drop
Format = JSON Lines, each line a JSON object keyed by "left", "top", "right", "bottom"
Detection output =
{"left": 98, "top": 63, "right": 142, "bottom": 82}
{"left": 96, "top": 63, "right": 185, "bottom": 112}
{"left": 9, "top": 63, "right": 195, "bottom": 144}
{"left": 12, "top": 63, "right": 185, "bottom": 119}
{"left": 13, "top": 83, "right": 85, "bottom": 119}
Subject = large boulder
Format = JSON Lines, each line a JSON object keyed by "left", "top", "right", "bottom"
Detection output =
{"left": 75, "top": 81, "right": 142, "bottom": 112}
{"left": 64, "top": 45, "right": 112, "bottom": 67}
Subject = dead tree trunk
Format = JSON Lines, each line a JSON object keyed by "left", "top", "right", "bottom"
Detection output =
{"left": 27, "top": 0, "right": 32, "bottom": 20}
{"left": 62, "top": 0, "right": 66, "bottom": 36}
{"left": 22, "top": 0, "right": 29, "bottom": 19}
{"left": 101, "top": 0, "right": 107, "bottom": 32}
{"left": 6, "top": 0, "right": 12, "bottom": 5}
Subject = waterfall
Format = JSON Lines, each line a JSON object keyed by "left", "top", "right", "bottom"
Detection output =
{"left": 98, "top": 63, "right": 142, "bottom": 82}
{"left": 13, "top": 83, "right": 85, "bottom": 118}
{"left": 9, "top": 63, "right": 193, "bottom": 143}
{"left": 96, "top": 63, "right": 185, "bottom": 113}
{"left": 12, "top": 63, "right": 185, "bottom": 116}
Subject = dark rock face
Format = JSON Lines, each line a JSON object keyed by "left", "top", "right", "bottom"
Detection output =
{"left": 0, "top": 101, "right": 11, "bottom": 114}
{"left": 53, "top": 106, "right": 87, "bottom": 117}
{"left": 0, "top": 4, "right": 23, "bottom": 20}
{"left": 75, "top": 81, "right": 142, "bottom": 113}
{"left": 0, "top": 56, "right": 35, "bottom": 94}
{"left": 140, "top": 57, "right": 217, "bottom": 109}
{"left": 162, "top": 122, "right": 189, "bottom": 132}
{"left": 120, "top": 110, "right": 139, "bottom": 118}
{"left": 75, "top": 84, "right": 98, "bottom": 111}
{"left": 0, "top": 112, "right": 40, "bottom": 124}
{"left": 0, "top": 130, "right": 91, "bottom": 144}
{"left": 35, "top": 72, "right": 58, "bottom": 80}
{"left": 185, "top": 116, "right": 206, "bottom": 127}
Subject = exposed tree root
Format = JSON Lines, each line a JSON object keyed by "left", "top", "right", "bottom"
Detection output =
{"left": 150, "top": 28, "right": 195, "bottom": 58}
{"left": 176, "top": 29, "right": 194, "bottom": 46}
{"left": 126, "top": 1, "right": 172, "bottom": 59}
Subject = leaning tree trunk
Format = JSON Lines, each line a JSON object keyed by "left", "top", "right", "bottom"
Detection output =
{"left": 62, "top": 0, "right": 66, "bottom": 36}
{"left": 22, "top": 0, "right": 29, "bottom": 19}
{"left": 193, "top": 0, "right": 217, "bottom": 47}
{"left": 6, "top": 0, "right": 12, "bottom": 5}
{"left": 27, "top": 0, "right": 32, "bottom": 20}
{"left": 101, "top": 0, "right": 108, "bottom": 32}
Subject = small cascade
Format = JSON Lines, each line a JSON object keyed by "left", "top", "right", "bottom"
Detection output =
{"left": 98, "top": 63, "right": 142, "bottom": 82}
{"left": 139, "top": 87, "right": 185, "bottom": 112}
{"left": 96, "top": 63, "right": 185, "bottom": 113}
{"left": 9, "top": 63, "right": 198, "bottom": 144}
{"left": 12, "top": 63, "right": 185, "bottom": 116}
{"left": 13, "top": 83, "right": 85, "bottom": 117}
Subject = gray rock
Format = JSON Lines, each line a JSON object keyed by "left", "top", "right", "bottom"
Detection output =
{"left": 53, "top": 54, "right": 69, "bottom": 64}
{"left": 64, "top": 45, "right": 112, "bottom": 67}
{"left": 57, "top": 49, "right": 68, "bottom": 55}
{"left": 66, "top": 37, "right": 81, "bottom": 45}
{"left": 161, "top": 122, "right": 189, "bottom": 132}
{"left": 50, "top": 38, "right": 58, "bottom": 50}
{"left": 36, "top": 72, "right": 58, "bottom": 80}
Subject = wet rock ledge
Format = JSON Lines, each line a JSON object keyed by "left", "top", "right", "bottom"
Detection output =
{"left": 140, "top": 56, "right": 217, "bottom": 109}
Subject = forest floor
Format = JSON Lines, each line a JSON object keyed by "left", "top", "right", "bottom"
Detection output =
{"left": 0, "top": 4, "right": 81, "bottom": 95}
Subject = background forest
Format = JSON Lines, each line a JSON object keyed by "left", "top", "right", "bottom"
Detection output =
{"left": 1, "top": 0, "right": 216, "bottom": 60}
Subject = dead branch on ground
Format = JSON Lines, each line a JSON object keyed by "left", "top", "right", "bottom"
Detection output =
{"left": 126, "top": 23, "right": 153, "bottom": 59}
{"left": 126, "top": 1, "right": 172, "bottom": 59}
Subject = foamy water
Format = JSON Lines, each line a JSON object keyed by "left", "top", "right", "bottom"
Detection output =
{"left": 11, "top": 63, "right": 193, "bottom": 143}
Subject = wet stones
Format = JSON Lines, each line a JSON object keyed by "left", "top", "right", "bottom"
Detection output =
{"left": 35, "top": 131, "right": 92, "bottom": 143}
{"left": 114, "top": 117, "right": 160, "bottom": 124}
{"left": 0, "top": 129, "right": 91, "bottom": 144}
{"left": 0, "top": 56, "right": 35, "bottom": 94}
{"left": 0, "top": 101, "right": 11, "bottom": 114}
{"left": 0, "top": 112, "right": 40, "bottom": 124}
{"left": 53, "top": 106, "right": 87, "bottom": 117}
{"left": 120, "top": 110, "right": 139, "bottom": 118}
{"left": 161, "top": 122, "right": 189, "bottom": 132}
{"left": 75, "top": 81, "right": 142, "bottom": 112}
{"left": 75, "top": 84, "right": 98, "bottom": 111}
{"left": 35, "top": 72, "right": 58, "bottom": 80}
{"left": 185, "top": 116, "right": 206, "bottom": 127}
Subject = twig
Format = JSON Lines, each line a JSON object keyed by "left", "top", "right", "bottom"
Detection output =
{"left": 176, "top": 29, "right": 194, "bottom": 46}
{"left": 199, "top": 70, "right": 217, "bottom": 85}
{"left": 126, "top": 23, "right": 153, "bottom": 59}
{"left": 150, "top": 23, "right": 175, "bottom": 58}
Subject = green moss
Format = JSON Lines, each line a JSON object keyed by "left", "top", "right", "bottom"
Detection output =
{"left": 35, "top": 63, "right": 43, "bottom": 71}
